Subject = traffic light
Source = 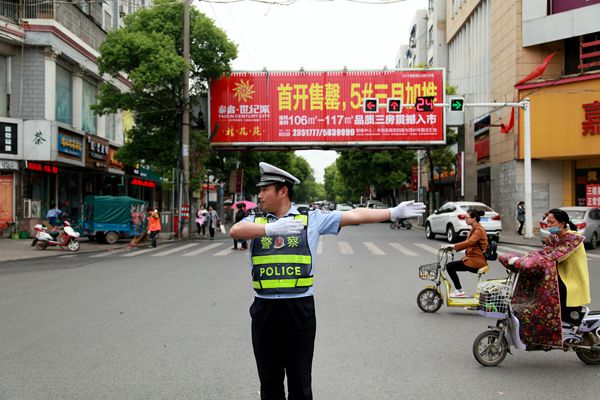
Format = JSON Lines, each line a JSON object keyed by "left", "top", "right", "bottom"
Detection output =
{"left": 450, "top": 97, "right": 464, "bottom": 111}
{"left": 447, "top": 96, "right": 465, "bottom": 126}
{"left": 363, "top": 98, "right": 378, "bottom": 113}
{"left": 415, "top": 96, "right": 435, "bottom": 112}
{"left": 387, "top": 98, "right": 402, "bottom": 113}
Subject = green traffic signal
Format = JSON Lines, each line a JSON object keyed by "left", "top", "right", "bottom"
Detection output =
{"left": 451, "top": 99, "right": 464, "bottom": 111}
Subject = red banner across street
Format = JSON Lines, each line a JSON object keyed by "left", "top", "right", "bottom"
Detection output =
{"left": 209, "top": 70, "right": 445, "bottom": 147}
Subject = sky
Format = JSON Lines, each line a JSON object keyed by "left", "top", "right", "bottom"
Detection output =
{"left": 196, "top": 0, "right": 428, "bottom": 182}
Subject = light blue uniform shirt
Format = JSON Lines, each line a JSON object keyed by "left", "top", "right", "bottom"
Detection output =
{"left": 243, "top": 205, "right": 342, "bottom": 299}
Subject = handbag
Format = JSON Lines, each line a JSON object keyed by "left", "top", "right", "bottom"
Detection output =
{"left": 219, "top": 224, "right": 226, "bottom": 234}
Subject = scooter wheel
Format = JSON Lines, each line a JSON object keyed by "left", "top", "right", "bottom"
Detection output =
{"left": 389, "top": 223, "right": 397, "bottom": 230}
{"left": 36, "top": 241, "right": 48, "bottom": 250}
{"left": 473, "top": 330, "right": 509, "bottom": 367}
{"left": 67, "top": 239, "right": 80, "bottom": 252}
{"left": 406, "top": 223, "right": 412, "bottom": 230}
{"left": 416, "top": 288, "right": 443, "bottom": 313}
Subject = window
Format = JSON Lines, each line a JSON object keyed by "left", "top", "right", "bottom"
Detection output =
{"left": 106, "top": 114, "right": 116, "bottom": 141}
{"left": 82, "top": 80, "right": 97, "bottom": 134}
{"left": 55, "top": 65, "right": 72, "bottom": 124}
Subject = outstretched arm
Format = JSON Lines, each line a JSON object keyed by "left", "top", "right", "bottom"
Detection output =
{"left": 230, "top": 221, "right": 266, "bottom": 240}
{"left": 340, "top": 201, "right": 426, "bottom": 228}
{"left": 340, "top": 208, "right": 391, "bottom": 227}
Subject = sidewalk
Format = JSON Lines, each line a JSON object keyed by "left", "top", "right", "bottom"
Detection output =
{"left": 0, "top": 233, "right": 183, "bottom": 263}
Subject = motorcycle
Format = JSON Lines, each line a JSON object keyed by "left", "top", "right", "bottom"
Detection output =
{"left": 390, "top": 218, "right": 412, "bottom": 230}
{"left": 472, "top": 265, "right": 600, "bottom": 366}
{"left": 31, "top": 221, "right": 80, "bottom": 252}
{"left": 416, "top": 248, "right": 501, "bottom": 312}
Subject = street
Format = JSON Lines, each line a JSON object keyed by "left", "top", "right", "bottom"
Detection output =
{"left": 1, "top": 224, "right": 600, "bottom": 400}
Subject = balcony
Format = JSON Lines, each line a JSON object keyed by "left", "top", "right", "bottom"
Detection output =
{"left": 0, "top": 1, "right": 106, "bottom": 51}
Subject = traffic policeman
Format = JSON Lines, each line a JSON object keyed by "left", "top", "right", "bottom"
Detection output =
{"left": 230, "top": 162, "right": 425, "bottom": 400}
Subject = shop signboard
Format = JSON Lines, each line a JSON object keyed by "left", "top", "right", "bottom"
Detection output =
{"left": 57, "top": 128, "right": 83, "bottom": 160}
{"left": 210, "top": 69, "right": 445, "bottom": 147}
{"left": 582, "top": 101, "right": 600, "bottom": 136}
{"left": 0, "top": 160, "right": 18, "bottom": 170}
{"left": 0, "top": 122, "right": 18, "bottom": 155}
{"left": 108, "top": 146, "right": 124, "bottom": 174}
{"left": 23, "top": 120, "right": 52, "bottom": 160}
{"left": 126, "top": 164, "right": 162, "bottom": 183}
{"left": 85, "top": 134, "right": 109, "bottom": 170}
{"left": 586, "top": 184, "right": 600, "bottom": 207}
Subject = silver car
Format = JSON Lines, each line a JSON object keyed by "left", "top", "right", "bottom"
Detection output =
{"left": 425, "top": 201, "right": 502, "bottom": 243}
{"left": 540, "top": 207, "right": 600, "bottom": 249}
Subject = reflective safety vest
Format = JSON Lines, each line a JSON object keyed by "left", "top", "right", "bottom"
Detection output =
{"left": 251, "top": 213, "right": 312, "bottom": 295}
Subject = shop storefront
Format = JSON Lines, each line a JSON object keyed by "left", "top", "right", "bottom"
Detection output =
{"left": 107, "top": 145, "right": 126, "bottom": 196}
{"left": 125, "top": 165, "right": 163, "bottom": 209}
{"left": 519, "top": 73, "right": 600, "bottom": 207}
{"left": 0, "top": 160, "right": 18, "bottom": 234}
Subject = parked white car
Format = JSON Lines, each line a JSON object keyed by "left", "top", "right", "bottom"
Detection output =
{"left": 540, "top": 206, "right": 600, "bottom": 249}
{"left": 425, "top": 201, "right": 502, "bottom": 243}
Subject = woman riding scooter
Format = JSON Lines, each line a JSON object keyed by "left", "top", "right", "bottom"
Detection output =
{"left": 442, "top": 209, "right": 488, "bottom": 297}
{"left": 499, "top": 208, "right": 591, "bottom": 347}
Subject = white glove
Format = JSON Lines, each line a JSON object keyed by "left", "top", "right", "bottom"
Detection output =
{"left": 508, "top": 257, "right": 519, "bottom": 266}
{"left": 264, "top": 218, "right": 304, "bottom": 236}
{"left": 389, "top": 200, "right": 426, "bottom": 220}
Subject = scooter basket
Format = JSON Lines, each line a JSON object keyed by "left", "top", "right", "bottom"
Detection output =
{"left": 418, "top": 263, "right": 439, "bottom": 281}
{"left": 477, "top": 281, "right": 511, "bottom": 318}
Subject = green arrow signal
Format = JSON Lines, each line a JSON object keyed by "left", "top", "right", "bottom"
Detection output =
{"left": 451, "top": 99, "right": 464, "bottom": 111}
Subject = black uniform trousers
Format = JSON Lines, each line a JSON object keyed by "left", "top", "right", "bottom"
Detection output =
{"left": 250, "top": 296, "right": 316, "bottom": 400}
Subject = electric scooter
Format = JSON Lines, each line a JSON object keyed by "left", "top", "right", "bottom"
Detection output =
{"left": 31, "top": 221, "right": 80, "bottom": 252}
{"left": 416, "top": 247, "right": 501, "bottom": 312}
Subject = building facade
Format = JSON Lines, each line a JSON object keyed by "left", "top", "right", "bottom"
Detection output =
{"left": 0, "top": 0, "right": 160, "bottom": 237}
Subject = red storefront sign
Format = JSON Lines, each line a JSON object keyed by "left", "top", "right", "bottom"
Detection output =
{"left": 582, "top": 101, "right": 600, "bottom": 136}
{"left": 210, "top": 70, "right": 445, "bottom": 147}
{"left": 131, "top": 178, "right": 155, "bottom": 188}
{"left": 586, "top": 184, "right": 600, "bottom": 206}
{"left": 27, "top": 161, "right": 58, "bottom": 174}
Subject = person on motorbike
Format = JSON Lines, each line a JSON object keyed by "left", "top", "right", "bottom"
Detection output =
{"left": 499, "top": 208, "right": 591, "bottom": 346}
{"left": 442, "top": 209, "right": 488, "bottom": 297}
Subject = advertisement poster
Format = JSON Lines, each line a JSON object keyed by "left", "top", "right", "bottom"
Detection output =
{"left": 210, "top": 70, "right": 445, "bottom": 147}
{"left": 0, "top": 174, "right": 13, "bottom": 225}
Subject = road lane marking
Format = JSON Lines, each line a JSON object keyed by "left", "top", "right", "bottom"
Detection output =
{"left": 587, "top": 252, "right": 600, "bottom": 259}
{"left": 122, "top": 247, "right": 160, "bottom": 257}
{"left": 58, "top": 254, "right": 76, "bottom": 258}
{"left": 389, "top": 242, "right": 418, "bottom": 256}
{"left": 364, "top": 242, "right": 385, "bottom": 255}
{"left": 317, "top": 239, "right": 323, "bottom": 255}
{"left": 214, "top": 247, "right": 234, "bottom": 256}
{"left": 338, "top": 241, "right": 354, "bottom": 255}
{"left": 90, "top": 249, "right": 126, "bottom": 258}
{"left": 150, "top": 243, "right": 199, "bottom": 257}
{"left": 414, "top": 243, "right": 440, "bottom": 254}
{"left": 497, "top": 245, "right": 530, "bottom": 255}
{"left": 182, "top": 243, "right": 223, "bottom": 256}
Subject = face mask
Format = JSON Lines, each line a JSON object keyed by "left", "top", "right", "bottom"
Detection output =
{"left": 548, "top": 226, "right": 560, "bottom": 234}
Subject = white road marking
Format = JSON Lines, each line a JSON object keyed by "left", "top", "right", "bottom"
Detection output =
{"left": 364, "top": 242, "right": 385, "bottom": 255}
{"left": 214, "top": 247, "right": 234, "bottom": 256}
{"left": 414, "top": 243, "right": 440, "bottom": 255}
{"left": 182, "top": 243, "right": 224, "bottom": 256}
{"left": 338, "top": 241, "right": 354, "bottom": 255}
{"left": 317, "top": 240, "right": 323, "bottom": 255}
{"left": 121, "top": 247, "right": 160, "bottom": 257}
{"left": 389, "top": 242, "right": 418, "bottom": 256}
{"left": 150, "top": 243, "right": 199, "bottom": 257}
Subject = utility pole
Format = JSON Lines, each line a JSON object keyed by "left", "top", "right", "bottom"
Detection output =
{"left": 181, "top": 0, "right": 191, "bottom": 239}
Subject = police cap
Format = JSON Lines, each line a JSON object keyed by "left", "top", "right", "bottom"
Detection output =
{"left": 256, "top": 162, "right": 301, "bottom": 187}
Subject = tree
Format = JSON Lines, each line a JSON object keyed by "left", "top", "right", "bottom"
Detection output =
{"left": 94, "top": 0, "right": 238, "bottom": 175}
{"left": 335, "top": 149, "right": 415, "bottom": 203}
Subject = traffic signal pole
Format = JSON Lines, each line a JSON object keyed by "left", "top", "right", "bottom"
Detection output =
{"left": 441, "top": 99, "right": 533, "bottom": 238}
{"left": 181, "top": 0, "right": 191, "bottom": 239}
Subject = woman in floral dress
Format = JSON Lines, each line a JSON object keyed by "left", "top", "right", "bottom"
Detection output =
{"left": 499, "top": 208, "right": 591, "bottom": 347}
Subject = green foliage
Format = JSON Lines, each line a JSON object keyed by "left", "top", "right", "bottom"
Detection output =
{"left": 334, "top": 149, "right": 416, "bottom": 202}
{"left": 94, "top": 0, "right": 238, "bottom": 174}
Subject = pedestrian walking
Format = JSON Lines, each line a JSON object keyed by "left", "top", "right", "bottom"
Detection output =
{"left": 230, "top": 162, "right": 426, "bottom": 400}
{"left": 196, "top": 204, "right": 207, "bottom": 237}
{"left": 232, "top": 203, "right": 248, "bottom": 250}
{"left": 207, "top": 205, "right": 220, "bottom": 240}
{"left": 147, "top": 209, "right": 161, "bottom": 247}
{"left": 517, "top": 200, "right": 525, "bottom": 235}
